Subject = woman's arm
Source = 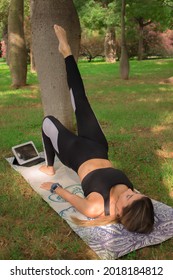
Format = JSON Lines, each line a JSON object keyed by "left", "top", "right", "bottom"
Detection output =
{"left": 40, "top": 182, "right": 102, "bottom": 218}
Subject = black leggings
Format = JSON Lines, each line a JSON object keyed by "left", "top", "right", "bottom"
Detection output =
{"left": 42, "top": 55, "right": 108, "bottom": 172}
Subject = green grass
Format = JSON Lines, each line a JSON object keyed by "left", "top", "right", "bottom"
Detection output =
{"left": 0, "top": 58, "right": 173, "bottom": 260}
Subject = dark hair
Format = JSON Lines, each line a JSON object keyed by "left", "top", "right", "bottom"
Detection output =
{"left": 120, "top": 197, "right": 154, "bottom": 234}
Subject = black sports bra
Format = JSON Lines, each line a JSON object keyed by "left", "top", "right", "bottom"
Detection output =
{"left": 81, "top": 167, "right": 134, "bottom": 216}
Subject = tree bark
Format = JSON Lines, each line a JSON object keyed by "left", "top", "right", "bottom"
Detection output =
{"left": 138, "top": 24, "right": 144, "bottom": 61}
{"left": 8, "top": 0, "right": 27, "bottom": 88}
{"left": 120, "top": 0, "right": 130, "bottom": 80}
{"left": 30, "top": 44, "right": 36, "bottom": 73}
{"left": 31, "top": 0, "right": 81, "bottom": 130}
{"left": 136, "top": 18, "right": 152, "bottom": 61}
{"left": 104, "top": 26, "right": 116, "bottom": 63}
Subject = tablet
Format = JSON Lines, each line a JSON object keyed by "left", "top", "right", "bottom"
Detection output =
{"left": 12, "top": 141, "right": 41, "bottom": 165}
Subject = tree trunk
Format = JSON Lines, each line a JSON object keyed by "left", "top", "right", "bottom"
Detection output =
{"left": 104, "top": 26, "right": 116, "bottom": 63}
{"left": 120, "top": 46, "right": 129, "bottom": 80}
{"left": 138, "top": 24, "right": 144, "bottom": 60}
{"left": 8, "top": 0, "right": 27, "bottom": 88}
{"left": 30, "top": 46, "right": 36, "bottom": 73}
{"left": 29, "top": 1, "right": 36, "bottom": 73}
{"left": 136, "top": 19, "right": 152, "bottom": 61}
{"left": 31, "top": 0, "right": 81, "bottom": 130}
{"left": 120, "top": 0, "right": 130, "bottom": 80}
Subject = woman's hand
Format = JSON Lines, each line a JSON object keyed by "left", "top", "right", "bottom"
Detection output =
{"left": 40, "top": 182, "right": 53, "bottom": 191}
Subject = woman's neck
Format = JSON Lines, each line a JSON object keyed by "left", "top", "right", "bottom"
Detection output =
{"left": 110, "top": 184, "right": 128, "bottom": 202}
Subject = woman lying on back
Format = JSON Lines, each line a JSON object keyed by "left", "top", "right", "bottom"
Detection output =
{"left": 40, "top": 25, "right": 154, "bottom": 234}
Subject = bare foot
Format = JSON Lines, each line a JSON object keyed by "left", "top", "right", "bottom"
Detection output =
{"left": 54, "top": 24, "right": 72, "bottom": 58}
{"left": 39, "top": 165, "right": 55, "bottom": 176}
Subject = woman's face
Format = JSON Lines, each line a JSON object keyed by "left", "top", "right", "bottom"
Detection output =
{"left": 115, "top": 189, "right": 145, "bottom": 216}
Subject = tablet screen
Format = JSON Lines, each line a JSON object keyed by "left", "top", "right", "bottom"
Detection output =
{"left": 12, "top": 142, "right": 39, "bottom": 164}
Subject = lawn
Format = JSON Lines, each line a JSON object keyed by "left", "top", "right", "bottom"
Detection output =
{"left": 0, "top": 57, "right": 173, "bottom": 260}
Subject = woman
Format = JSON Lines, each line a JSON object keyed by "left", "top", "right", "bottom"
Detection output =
{"left": 40, "top": 25, "right": 154, "bottom": 233}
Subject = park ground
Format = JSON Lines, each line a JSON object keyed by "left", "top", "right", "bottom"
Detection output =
{"left": 0, "top": 57, "right": 173, "bottom": 259}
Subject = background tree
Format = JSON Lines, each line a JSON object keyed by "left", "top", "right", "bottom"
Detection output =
{"left": 0, "top": 0, "right": 10, "bottom": 37}
{"left": 126, "top": 0, "right": 170, "bottom": 60}
{"left": 74, "top": 0, "right": 119, "bottom": 62}
{"left": 103, "top": 1, "right": 117, "bottom": 63}
{"left": 26, "top": 0, "right": 35, "bottom": 72}
{"left": 31, "top": 0, "right": 81, "bottom": 129}
{"left": 0, "top": 0, "right": 10, "bottom": 62}
{"left": 120, "top": 0, "right": 129, "bottom": 80}
{"left": 164, "top": 0, "right": 173, "bottom": 9}
{"left": 162, "top": 0, "right": 173, "bottom": 82}
{"left": 8, "top": 0, "right": 27, "bottom": 88}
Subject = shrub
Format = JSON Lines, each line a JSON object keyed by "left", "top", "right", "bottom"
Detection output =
{"left": 1, "top": 40, "right": 7, "bottom": 58}
{"left": 143, "top": 24, "right": 173, "bottom": 58}
{"left": 80, "top": 34, "right": 104, "bottom": 61}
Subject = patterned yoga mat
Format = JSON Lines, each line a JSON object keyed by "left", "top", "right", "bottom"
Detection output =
{"left": 6, "top": 154, "right": 173, "bottom": 260}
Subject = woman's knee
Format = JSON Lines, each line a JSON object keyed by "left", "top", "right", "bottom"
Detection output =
{"left": 42, "top": 115, "right": 58, "bottom": 135}
{"left": 43, "top": 115, "right": 56, "bottom": 124}
{"left": 42, "top": 115, "right": 59, "bottom": 129}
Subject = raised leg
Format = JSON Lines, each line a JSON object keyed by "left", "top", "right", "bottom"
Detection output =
{"left": 54, "top": 25, "right": 108, "bottom": 150}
